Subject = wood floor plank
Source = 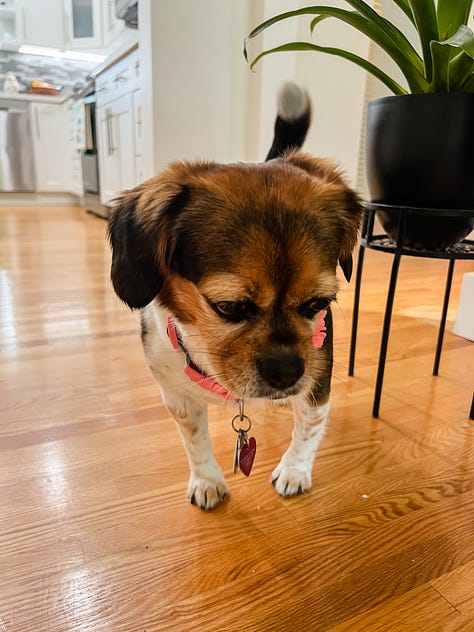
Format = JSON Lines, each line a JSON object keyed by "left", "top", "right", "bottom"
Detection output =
{"left": 431, "top": 560, "right": 474, "bottom": 615}
{"left": 1, "top": 206, "right": 473, "bottom": 631}
{"left": 328, "top": 584, "right": 461, "bottom": 631}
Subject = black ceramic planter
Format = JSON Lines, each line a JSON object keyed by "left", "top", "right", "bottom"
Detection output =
{"left": 366, "top": 93, "right": 474, "bottom": 249}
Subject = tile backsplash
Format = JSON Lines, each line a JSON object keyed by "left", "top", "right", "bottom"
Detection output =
{"left": 0, "top": 50, "right": 95, "bottom": 95}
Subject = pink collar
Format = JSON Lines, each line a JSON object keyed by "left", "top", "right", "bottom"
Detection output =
{"left": 167, "top": 310, "right": 327, "bottom": 400}
{"left": 167, "top": 315, "right": 238, "bottom": 400}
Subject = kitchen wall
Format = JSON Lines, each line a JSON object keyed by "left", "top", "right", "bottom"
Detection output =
{"left": 0, "top": 50, "right": 94, "bottom": 95}
{"left": 139, "top": 0, "right": 369, "bottom": 186}
{"left": 253, "top": 0, "right": 369, "bottom": 185}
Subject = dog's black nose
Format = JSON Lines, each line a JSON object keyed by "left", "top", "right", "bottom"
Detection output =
{"left": 257, "top": 351, "right": 305, "bottom": 390}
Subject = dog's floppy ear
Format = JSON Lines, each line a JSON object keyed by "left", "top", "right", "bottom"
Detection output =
{"left": 108, "top": 161, "right": 216, "bottom": 309}
{"left": 282, "top": 152, "right": 364, "bottom": 282}
{"left": 107, "top": 182, "right": 187, "bottom": 309}
{"left": 336, "top": 187, "right": 364, "bottom": 282}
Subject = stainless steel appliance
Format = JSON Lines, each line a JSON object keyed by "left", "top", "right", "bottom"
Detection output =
{"left": 115, "top": 0, "right": 138, "bottom": 28}
{"left": 81, "top": 94, "right": 109, "bottom": 218}
{"left": 0, "top": 100, "right": 36, "bottom": 192}
{"left": 81, "top": 95, "right": 99, "bottom": 195}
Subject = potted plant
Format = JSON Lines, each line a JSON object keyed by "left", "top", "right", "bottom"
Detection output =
{"left": 244, "top": 1, "right": 474, "bottom": 249}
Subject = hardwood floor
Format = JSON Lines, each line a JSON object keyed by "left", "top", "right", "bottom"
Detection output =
{"left": 1, "top": 206, "right": 473, "bottom": 631}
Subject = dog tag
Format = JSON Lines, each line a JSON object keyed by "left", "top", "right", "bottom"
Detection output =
{"left": 233, "top": 430, "right": 243, "bottom": 474}
{"left": 239, "top": 435, "right": 257, "bottom": 476}
{"left": 232, "top": 400, "right": 256, "bottom": 476}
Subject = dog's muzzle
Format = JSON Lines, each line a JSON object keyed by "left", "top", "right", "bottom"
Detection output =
{"left": 256, "top": 350, "right": 305, "bottom": 390}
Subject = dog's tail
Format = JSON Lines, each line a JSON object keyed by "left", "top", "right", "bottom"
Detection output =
{"left": 266, "top": 82, "right": 311, "bottom": 161}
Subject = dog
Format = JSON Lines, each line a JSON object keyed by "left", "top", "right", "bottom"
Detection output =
{"left": 108, "top": 82, "right": 363, "bottom": 510}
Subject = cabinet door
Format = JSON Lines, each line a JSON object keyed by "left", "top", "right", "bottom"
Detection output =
{"left": 31, "top": 103, "right": 70, "bottom": 192}
{"left": 66, "top": 100, "right": 85, "bottom": 196}
{"left": 63, "top": 0, "right": 102, "bottom": 49}
{"left": 0, "top": 1, "right": 23, "bottom": 47}
{"left": 97, "top": 104, "right": 120, "bottom": 204}
{"left": 97, "top": 93, "right": 136, "bottom": 205}
{"left": 102, "top": 0, "right": 124, "bottom": 48}
{"left": 133, "top": 89, "right": 143, "bottom": 185}
{"left": 21, "top": 0, "right": 64, "bottom": 48}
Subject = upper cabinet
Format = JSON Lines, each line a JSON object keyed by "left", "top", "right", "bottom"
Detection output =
{"left": 0, "top": 0, "right": 22, "bottom": 47}
{"left": 20, "top": 0, "right": 65, "bottom": 49}
{"left": 0, "top": 0, "right": 125, "bottom": 50}
{"left": 63, "top": 0, "right": 102, "bottom": 49}
{"left": 102, "top": 0, "right": 123, "bottom": 48}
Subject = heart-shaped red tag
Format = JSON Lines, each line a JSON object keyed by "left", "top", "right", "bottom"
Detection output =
{"left": 239, "top": 436, "right": 256, "bottom": 476}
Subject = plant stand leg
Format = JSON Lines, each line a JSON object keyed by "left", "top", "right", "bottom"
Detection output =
{"left": 433, "top": 259, "right": 455, "bottom": 376}
{"left": 373, "top": 252, "right": 402, "bottom": 418}
{"left": 348, "top": 245, "right": 365, "bottom": 377}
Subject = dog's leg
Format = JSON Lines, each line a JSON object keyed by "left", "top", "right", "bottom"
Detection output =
{"left": 160, "top": 388, "right": 229, "bottom": 510}
{"left": 271, "top": 397, "right": 330, "bottom": 497}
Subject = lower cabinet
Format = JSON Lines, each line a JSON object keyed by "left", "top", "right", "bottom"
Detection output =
{"left": 97, "top": 89, "right": 142, "bottom": 205}
{"left": 31, "top": 100, "right": 85, "bottom": 195}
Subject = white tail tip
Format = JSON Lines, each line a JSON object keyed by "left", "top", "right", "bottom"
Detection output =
{"left": 277, "top": 81, "right": 310, "bottom": 122}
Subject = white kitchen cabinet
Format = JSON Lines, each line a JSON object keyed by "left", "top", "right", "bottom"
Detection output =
{"left": 31, "top": 102, "right": 69, "bottom": 192}
{"left": 65, "top": 99, "right": 85, "bottom": 196}
{"left": 31, "top": 101, "right": 84, "bottom": 194}
{"left": 133, "top": 88, "right": 143, "bottom": 185}
{"left": 101, "top": 0, "right": 124, "bottom": 48}
{"left": 19, "top": 0, "right": 65, "bottom": 49}
{"left": 96, "top": 47, "right": 142, "bottom": 205}
{"left": 63, "top": 0, "right": 102, "bottom": 49}
{"left": 0, "top": 0, "right": 23, "bottom": 47}
{"left": 97, "top": 92, "right": 135, "bottom": 204}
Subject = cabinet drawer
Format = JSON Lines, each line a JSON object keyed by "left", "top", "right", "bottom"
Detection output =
{"left": 95, "top": 75, "right": 113, "bottom": 108}
{"left": 95, "top": 48, "right": 140, "bottom": 107}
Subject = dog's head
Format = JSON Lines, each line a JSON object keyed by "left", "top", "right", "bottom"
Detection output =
{"left": 109, "top": 152, "right": 363, "bottom": 399}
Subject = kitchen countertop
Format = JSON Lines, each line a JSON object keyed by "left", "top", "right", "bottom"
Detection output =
{"left": 0, "top": 90, "right": 71, "bottom": 104}
{"left": 90, "top": 37, "right": 138, "bottom": 78}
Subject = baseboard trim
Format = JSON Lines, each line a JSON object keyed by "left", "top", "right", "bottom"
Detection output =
{"left": 0, "top": 192, "right": 82, "bottom": 206}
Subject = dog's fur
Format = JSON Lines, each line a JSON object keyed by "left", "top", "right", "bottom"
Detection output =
{"left": 108, "top": 83, "right": 363, "bottom": 510}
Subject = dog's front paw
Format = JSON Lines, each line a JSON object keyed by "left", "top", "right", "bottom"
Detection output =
{"left": 271, "top": 463, "right": 312, "bottom": 497}
{"left": 187, "top": 476, "right": 229, "bottom": 511}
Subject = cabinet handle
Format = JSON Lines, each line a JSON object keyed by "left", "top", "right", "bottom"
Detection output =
{"left": 109, "top": 111, "right": 116, "bottom": 154}
{"left": 113, "top": 74, "right": 128, "bottom": 83}
{"left": 21, "top": 7, "right": 27, "bottom": 39}
{"left": 34, "top": 107, "right": 40, "bottom": 139}
{"left": 106, "top": 109, "right": 116, "bottom": 155}
{"left": 106, "top": 108, "right": 112, "bottom": 156}
{"left": 64, "top": 13, "right": 71, "bottom": 47}
{"left": 136, "top": 106, "right": 142, "bottom": 138}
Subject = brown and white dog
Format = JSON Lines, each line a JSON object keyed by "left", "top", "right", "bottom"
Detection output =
{"left": 108, "top": 83, "right": 363, "bottom": 510}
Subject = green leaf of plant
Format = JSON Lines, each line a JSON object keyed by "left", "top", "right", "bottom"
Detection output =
{"left": 430, "top": 40, "right": 451, "bottom": 91}
{"left": 244, "top": 8, "right": 321, "bottom": 61}
{"left": 438, "top": 25, "right": 474, "bottom": 59}
{"left": 460, "top": 72, "right": 474, "bottom": 91}
{"left": 306, "top": 6, "right": 425, "bottom": 91}
{"left": 343, "top": 0, "right": 421, "bottom": 65}
{"left": 437, "top": 0, "right": 473, "bottom": 39}
{"left": 448, "top": 51, "right": 474, "bottom": 92}
{"left": 249, "top": 41, "right": 408, "bottom": 96}
{"left": 244, "top": 5, "right": 425, "bottom": 88}
{"left": 391, "top": 0, "right": 415, "bottom": 24}
{"left": 407, "top": 0, "right": 438, "bottom": 81}
{"left": 431, "top": 25, "right": 474, "bottom": 91}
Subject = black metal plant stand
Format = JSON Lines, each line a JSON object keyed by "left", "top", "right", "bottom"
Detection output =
{"left": 348, "top": 203, "right": 474, "bottom": 419}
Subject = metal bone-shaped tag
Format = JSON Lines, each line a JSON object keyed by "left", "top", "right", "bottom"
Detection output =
{"left": 233, "top": 429, "right": 246, "bottom": 474}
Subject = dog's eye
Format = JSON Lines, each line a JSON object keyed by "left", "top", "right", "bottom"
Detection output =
{"left": 212, "top": 300, "right": 258, "bottom": 323}
{"left": 298, "top": 296, "right": 334, "bottom": 319}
